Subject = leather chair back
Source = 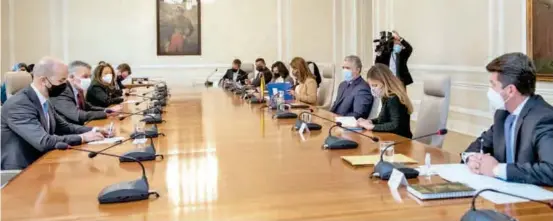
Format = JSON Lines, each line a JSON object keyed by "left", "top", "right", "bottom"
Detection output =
{"left": 316, "top": 63, "right": 335, "bottom": 110}
{"left": 5, "top": 71, "right": 32, "bottom": 98}
{"left": 414, "top": 75, "right": 451, "bottom": 148}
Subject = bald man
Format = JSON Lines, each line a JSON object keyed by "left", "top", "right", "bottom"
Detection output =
{"left": 1, "top": 57, "right": 105, "bottom": 170}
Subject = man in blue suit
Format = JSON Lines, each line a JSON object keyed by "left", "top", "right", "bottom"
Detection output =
{"left": 330, "top": 55, "right": 374, "bottom": 119}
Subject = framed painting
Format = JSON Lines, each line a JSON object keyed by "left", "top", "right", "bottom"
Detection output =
{"left": 527, "top": 0, "right": 553, "bottom": 81}
{"left": 156, "top": 0, "right": 202, "bottom": 56}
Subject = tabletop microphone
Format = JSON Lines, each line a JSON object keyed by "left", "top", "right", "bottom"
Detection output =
{"left": 323, "top": 124, "right": 379, "bottom": 150}
{"left": 118, "top": 106, "right": 159, "bottom": 121}
{"left": 88, "top": 136, "right": 134, "bottom": 158}
{"left": 461, "top": 188, "right": 553, "bottom": 221}
{"left": 55, "top": 142, "right": 160, "bottom": 204}
{"left": 125, "top": 93, "right": 164, "bottom": 100}
{"left": 372, "top": 129, "right": 448, "bottom": 180}
{"left": 204, "top": 68, "right": 219, "bottom": 87}
{"left": 293, "top": 109, "right": 338, "bottom": 131}
{"left": 130, "top": 125, "right": 165, "bottom": 138}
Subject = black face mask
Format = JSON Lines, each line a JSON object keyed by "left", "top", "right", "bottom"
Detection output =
{"left": 46, "top": 78, "right": 67, "bottom": 97}
{"left": 117, "top": 75, "right": 124, "bottom": 81}
{"left": 256, "top": 66, "right": 264, "bottom": 72}
{"left": 273, "top": 72, "right": 280, "bottom": 78}
{"left": 231, "top": 68, "right": 238, "bottom": 72}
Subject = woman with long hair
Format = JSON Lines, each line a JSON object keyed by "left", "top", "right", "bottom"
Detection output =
{"left": 270, "top": 61, "right": 294, "bottom": 85}
{"left": 357, "top": 64, "right": 413, "bottom": 138}
{"left": 86, "top": 63, "right": 124, "bottom": 107}
{"left": 289, "top": 57, "right": 317, "bottom": 105}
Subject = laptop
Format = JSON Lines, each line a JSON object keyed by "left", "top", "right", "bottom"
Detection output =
{"left": 266, "top": 82, "right": 293, "bottom": 101}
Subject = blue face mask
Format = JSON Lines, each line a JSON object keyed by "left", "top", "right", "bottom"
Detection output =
{"left": 393, "top": 44, "right": 402, "bottom": 54}
{"left": 343, "top": 69, "right": 353, "bottom": 82}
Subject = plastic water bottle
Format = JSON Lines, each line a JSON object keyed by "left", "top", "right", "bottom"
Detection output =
{"left": 424, "top": 153, "right": 432, "bottom": 177}
{"left": 277, "top": 90, "right": 285, "bottom": 111}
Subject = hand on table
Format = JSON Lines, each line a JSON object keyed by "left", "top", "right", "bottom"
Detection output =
{"left": 106, "top": 105, "right": 122, "bottom": 117}
{"left": 357, "top": 118, "right": 374, "bottom": 130}
{"left": 467, "top": 153, "right": 498, "bottom": 177}
{"left": 80, "top": 131, "right": 105, "bottom": 143}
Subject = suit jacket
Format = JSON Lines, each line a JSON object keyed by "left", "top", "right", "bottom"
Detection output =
{"left": 251, "top": 68, "right": 273, "bottom": 87}
{"left": 330, "top": 77, "right": 374, "bottom": 119}
{"left": 86, "top": 81, "right": 124, "bottom": 108}
{"left": 1, "top": 86, "right": 92, "bottom": 170}
{"left": 371, "top": 95, "right": 412, "bottom": 138}
{"left": 50, "top": 83, "right": 107, "bottom": 125}
{"left": 375, "top": 39, "right": 414, "bottom": 86}
{"left": 295, "top": 78, "right": 318, "bottom": 105}
{"left": 221, "top": 69, "right": 248, "bottom": 85}
{"left": 464, "top": 95, "right": 553, "bottom": 186}
{"left": 113, "top": 77, "right": 125, "bottom": 97}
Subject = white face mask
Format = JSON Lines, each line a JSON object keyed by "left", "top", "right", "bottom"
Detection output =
{"left": 102, "top": 74, "right": 113, "bottom": 84}
{"left": 371, "top": 87, "right": 382, "bottom": 98}
{"left": 79, "top": 78, "right": 92, "bottom": 90}
{"left": 487, "top": 87, "right": 510, "bottom": 111}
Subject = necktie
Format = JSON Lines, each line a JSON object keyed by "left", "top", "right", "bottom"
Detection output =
{"left": 76, "top": 88, "right": 85, "bottom": 110}
{"left": 504, "top": 114, "right": 517, "bottom": 163}
{"left": 42, "top": 102, "right": 50, "bottom": 132}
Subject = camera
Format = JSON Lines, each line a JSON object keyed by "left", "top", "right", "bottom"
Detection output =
{"left": 373, "top": 31, "right": 394, "bottom": 54}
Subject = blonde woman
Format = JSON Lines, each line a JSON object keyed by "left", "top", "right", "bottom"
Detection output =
{"left": 289, "top": 57, "right": 317, "bottom": 105}
{"left": 357, "top": 64, "right": 413, "bottom": 138}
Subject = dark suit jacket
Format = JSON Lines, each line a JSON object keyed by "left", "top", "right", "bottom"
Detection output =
{"left": 330, "top": 77, "right": 374, "bottom": 119}
{"left": 50, "top": 83, "right": 107, "bottom": 125}
{"left": 464, "top": 95, "right": 553, "bottom": 186}
{"left": 371, "top": 95, "right": 412, "bottom": 138}
{"left": 86, "top": 81, "right": 124, "bottom": 108}
{"left": 1, "top": 86, "right": 92, "bottom": 170}
{"left": 251, "top": 68, "right": 273, "bottom": 87}
{"left": 221, "top": 69, "right": 248, "bottom": 84}
{"left": 375, "top": 39, "right": 414, "bottom": 86}
{"left": 113, "top": 77, "right": 125, "bottom": 97}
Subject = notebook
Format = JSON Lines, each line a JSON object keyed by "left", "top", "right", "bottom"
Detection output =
{"left": 407, "top": 182, "right": 475, "bottom": 200}
{"left": 341, "top": 154, "right": 418, "bottom": 166}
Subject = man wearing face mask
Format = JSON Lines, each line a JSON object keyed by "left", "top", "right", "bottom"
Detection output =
{"left": 249, "top": 58, "right": 273, "bottom": 87}
{"left": 462, "top": 53, "right": 553, "bottom": 186}
{"left": 1, "top": 57, "right": 106, "bottom": 170}
{"left": 114, "top": 63, "right": 132, "bottom": 97}
{"left": 375, "top": 31, "right": 413, "bottom": 87}
{"left": 330, "top": 55, "right": 374, "bottom": 119}
{"left": 50, "top": 61, "right": 121, "bottom": 125}
{"left": 221, "top": 59, "right": 248, "bottom": 85}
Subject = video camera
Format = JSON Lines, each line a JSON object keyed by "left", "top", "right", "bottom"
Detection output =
{"left": 373, "top": 31, "right": 394, "bottom": 54}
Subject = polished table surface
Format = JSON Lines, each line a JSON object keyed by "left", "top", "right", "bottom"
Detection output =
{"left": 2, "top": 88, "right": 552, "bottom": 221}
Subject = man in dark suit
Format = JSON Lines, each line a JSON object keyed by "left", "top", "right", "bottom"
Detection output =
{"left": 462, "top": 53, "right": 553, "bottom": 186}
{"left": 1, "top": 57, "right": 106, "bottom": 170}
{"left": 50, "top": 61, "right": 120, "bottom": 125}
{"left": 249, "top": 58, "right": 272, "bottom": 87}
{"left": 114, "top": 63, "right": 132, "bottom": 96}
{"left": 330, "top": 55, "right": 374, "bottom": 119}
{"left": 375, "top": 31, "right": 413, "bottom": 87}
{"left": 221, "top": 59, "right": 248, "bottom": 85}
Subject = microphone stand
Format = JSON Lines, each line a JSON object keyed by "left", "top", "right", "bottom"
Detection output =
{"left": 461, "top": 188, "right": 553, "bottom": 221}
{"left": 204, "top": 68, "right": 219, "bottom": 87}
{"left": 322, "top": 124, "right": 379, "bottom": 150}
{"left": 56, "top": 143, "right": 160, "bottom": 204}
{"left": 293, "top": 110, "right": 339, "bottom": 131}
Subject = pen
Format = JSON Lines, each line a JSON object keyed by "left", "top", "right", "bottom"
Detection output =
{"left": 479, "top": 138, "right": 484, "bottom": 154}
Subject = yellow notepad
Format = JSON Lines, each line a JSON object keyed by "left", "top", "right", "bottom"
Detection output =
{"left": 341, "top": 154, "right": 418, "bottom": 166}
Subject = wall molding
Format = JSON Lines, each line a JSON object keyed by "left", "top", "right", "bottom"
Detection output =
{"left": 409, "top": 64, "right": 485, "bottom": 73}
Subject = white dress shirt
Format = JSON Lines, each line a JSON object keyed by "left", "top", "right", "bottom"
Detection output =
{"left": 30, "top": 83, "right": 50, "bottom": 131}
{"left": 389, "top": 53, "right": 398, "bottom": 76}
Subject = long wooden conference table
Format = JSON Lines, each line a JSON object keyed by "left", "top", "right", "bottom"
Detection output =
{"left": 2, "top": 88, "right": 552, "bottom": 221}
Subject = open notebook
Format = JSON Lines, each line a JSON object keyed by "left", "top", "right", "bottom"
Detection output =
{"left": 341, "top": 154, "right": 418, "bottom": 166}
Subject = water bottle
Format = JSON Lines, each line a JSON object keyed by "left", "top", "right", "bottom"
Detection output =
{"left": 277, "top": 90, "right": 285, "bottom": 112}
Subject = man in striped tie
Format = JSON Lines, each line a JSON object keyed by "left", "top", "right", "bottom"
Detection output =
{"left": 462, "top": 53, "right": 553, "bottom": 186}
{"left": 50, "top": 60, "right": 121, "bottom": 125}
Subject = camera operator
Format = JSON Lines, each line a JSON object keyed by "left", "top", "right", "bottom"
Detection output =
{"left": 374, "top": 31, "right": 413, "bottom": 87}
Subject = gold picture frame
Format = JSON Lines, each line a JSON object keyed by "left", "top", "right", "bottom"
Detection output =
{"left": 527, "top": 0, "right": 553, "bottom": 82}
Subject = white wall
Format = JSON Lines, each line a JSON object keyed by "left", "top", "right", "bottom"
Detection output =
{"left": 377, "top": 0, "right": 553, "bottom": 136}
{"left": 4, "top": 0, "right": 372, "bottom": 89}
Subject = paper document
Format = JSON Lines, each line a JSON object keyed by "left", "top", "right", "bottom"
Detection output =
{"left": 87, "top": 137, "right": 124, "bottom": 145}
{"left": 341, "top": 154, "right": 417, "bottom": 166}
{"left": 433, "top": 164, "right": 553, "bottom": 204}
{"left": 335, "top": 117, "right": 363, "bottom": 130}
{"left": 122, "top": 100, "right": 139, "bottom": 104}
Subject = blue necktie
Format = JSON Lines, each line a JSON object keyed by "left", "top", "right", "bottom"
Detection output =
{"left": 504, "top": 114, "right": 516, "bottom": 163}
{"left": 42, "top": 102, "right": 50, "bottom": 131}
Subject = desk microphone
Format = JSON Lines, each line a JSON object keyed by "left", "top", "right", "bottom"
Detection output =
{"left": 55, "top": 142, "right": 160, "bottom": 204}
{"left": 118, "top": 106, "right": 159, "bottom": 121}
{"left": 125, "top": 93, "right": 164, "bottom": 100}
{"left": 293, "top": 109, "right": 338, "bottom": 131}
{"left": 204, "top": 68, "right": 218, "bottom": 87}
{"left": 130, "top": 125, "right": 165, "bottom": 138}
{"left": 461, "top": 188, "right": 553, "bottom": 221}
{"left": 88, "top": 136, "right": 134, "bottom": 158}
{"left": 323, "top": 124, "right": 379, "bottom": 149}
{"left": 141, "top": 113, "right": 164, "bottom": 124}
{"left": 372, "top": 129, "right": 448, "bottom": 180}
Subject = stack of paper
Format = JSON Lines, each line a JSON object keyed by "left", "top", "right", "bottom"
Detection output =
{"left": 341, "top": 154, "right": 418, "bottom": 166}
{"left": 433, "top": 164, "right": 553, "bottom": 204}
{"left": 87, "top": 137, "right": 125, "bottom": 145}
{"left": 335, "top": 117, "right": 363, "bottom": 130}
